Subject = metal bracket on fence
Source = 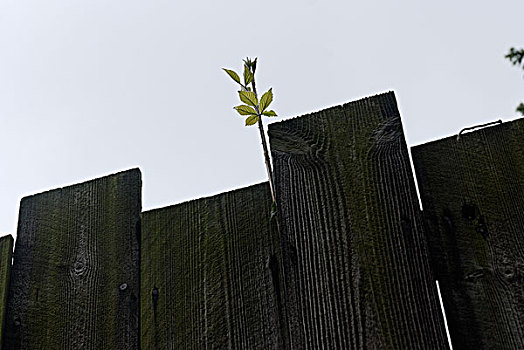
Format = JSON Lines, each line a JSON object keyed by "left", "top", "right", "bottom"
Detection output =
{"left": 457, "top": 119, "right": 503, "bottom": 141}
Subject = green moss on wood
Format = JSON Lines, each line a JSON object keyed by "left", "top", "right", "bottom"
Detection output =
{"left": 269, "top": 92, "right": 449, "bottom": 349}
{"left": 3, "top": 169, "right": 141, "bottom": 350}
{"left": 412, "top": 118, "right": 524, "bottom": 349}
{"left": 141, "top": 182, "right": 284, "bottom": 350}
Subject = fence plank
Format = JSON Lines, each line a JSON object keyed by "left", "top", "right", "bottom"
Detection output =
{"left": 141, "top": 183, "right": 284, "bottom": 349}
{"left": 269, "top": 91, "right": 449, "bottom": 349}
{"left": 3, "top": 169, "right": 141, "bottom": 350}
{"left": 412, "top": 119, "right": 524, "bottom": 349}
{"left": 0, "top": 235, "right": 13, "bottom": 350}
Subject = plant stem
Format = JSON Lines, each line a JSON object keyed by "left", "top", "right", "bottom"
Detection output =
{"left": 251, "top": 78, "right": 276, "bottom": 203}
{"left": 258, "top": 115, "right": 276, "bottom": 203}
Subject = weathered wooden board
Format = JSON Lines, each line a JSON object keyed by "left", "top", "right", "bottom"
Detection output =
{"left": 3, "top": 169, "right": 141, "bottom": 350}
{"left": 0, "top": 235, "right": 13, "bottom": 350}
{"left": 412, "top": 119, "right": 524, "bottom": 349}
{"left": 269, "top": 92, "right": 449, "bottom": 349}
{"left": 141, "top": 183, "right": 284, "bottom": 349}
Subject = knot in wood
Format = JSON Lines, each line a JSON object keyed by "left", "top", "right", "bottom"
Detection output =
{"left": 502, "top": 266, "right": 515, "bottom": 280}
{"left": 73, "top": 261, "right": 85, "bottom": 274}
{"left": 373, "top": 117, "right": 402, "bottom": 144}
{"left": 72, "top": 256, "right": 88, "bottom": 276}
{"left": 499, "top": 259, "right": 519, "bottom": 282}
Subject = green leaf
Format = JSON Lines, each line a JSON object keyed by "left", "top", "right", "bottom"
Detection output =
{"left": 234, "top": 105, "right": 257, "bottom": 116}
{"left": 243, "top": 64, "right": 253, "bottom": 85}
{"left": 243, "top": 57, "right": 253, "bottom": 68}
{"left": 506, "top": 47, "right": 524, "bottom": 68}
{"left": 245, "top": 115, "right": 259, "bottom": 126}
{"left": 262, "top": 110, "right": 277, "bottom": 117}
{"left": 259, "top": 88, "right": 273, "bottom": 112}
{"left": 238, "top": 90, "right": 258, "bottom": 107}
{"left": 516, "top": 102, "right": 524, "bottom": 116}
{"left": 222, "top": 68, "right": 241, "bottom": 85}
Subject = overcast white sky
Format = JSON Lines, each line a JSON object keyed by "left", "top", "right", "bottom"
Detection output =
{"left": 1, "top": 0, "right": 523, "bottom": 236}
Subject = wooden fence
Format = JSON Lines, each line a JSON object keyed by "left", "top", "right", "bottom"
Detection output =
{"left": 268, "top": 93, "right": 448, "bottom": 349}
{"left": 0, "top": 91, "right": 521, "bottom": 349}
{"left": 3, "top": 170, "right": 141, "bottom": 349}
{"left": 412, "top": 119, "right": 524, "bottom": 350}
{"left": 141, "top": 183, "right": 283, "bottom": 349}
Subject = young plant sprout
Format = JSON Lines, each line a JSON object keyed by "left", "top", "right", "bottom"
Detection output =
{"left": 223, "top": 58, "right": 278, "bottom": 207}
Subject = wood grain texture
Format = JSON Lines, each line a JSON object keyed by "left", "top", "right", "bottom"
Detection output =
{"left": 141, "top": 182, "right": 284, "bottom": 350}
{"left": 3, "top": 169, "right": 141, "bottom": 350}
{"left": 0, "top": 235, "right": 13, "bottom": 350}
{"left": 412, "top": 119, "right": 524, "bottom": 349}
{"left": 269, "top": 91, "right": 449, "bottom": 350}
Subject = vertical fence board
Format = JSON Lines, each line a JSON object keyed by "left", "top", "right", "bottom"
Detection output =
{"left": 269, "top": 91, "right": 449, "bottom": 349}
{"left": 0, "top": 235, "right": 13, "bottom": 350}
{"left": 3, "top": 169, "right": 141, "bottom": 350}
{"left": 412, "top": 119, "right": 524, "bottom": 349}
{"left": 141, "top": 183, "right": 284, "bottom": 349}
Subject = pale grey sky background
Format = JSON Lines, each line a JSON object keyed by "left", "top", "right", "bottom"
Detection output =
{"left": 1, "top": 0, "right": 523, "bottom": 236}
